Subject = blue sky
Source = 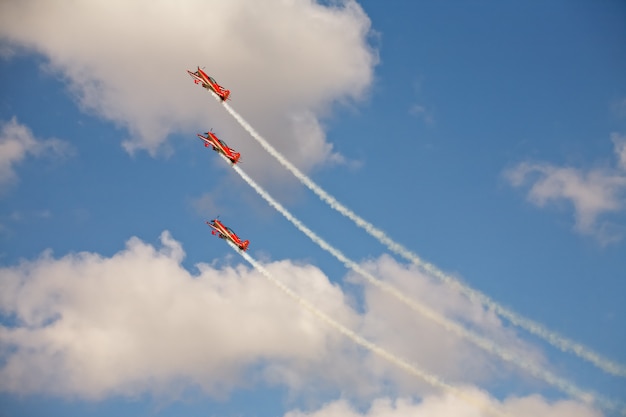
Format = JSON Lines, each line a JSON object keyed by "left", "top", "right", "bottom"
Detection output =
{"left": 1, "top": 1, "right": 625, "bottom": 416}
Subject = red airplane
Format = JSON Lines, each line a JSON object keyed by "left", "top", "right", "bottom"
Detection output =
{"left": 198, "top": 131, "right": 241, "bottom": 164}
{"left": 206, "top": 219, "right": 250, "bottom": 251}
{"left": 187, "top": 67, "right": 231, "bottom": 101}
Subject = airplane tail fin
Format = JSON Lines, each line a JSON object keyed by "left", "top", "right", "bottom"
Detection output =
{"left": 223, "top": 90, "right": 231, "bottom": 101}
{"left": 241, "top": 240, "right": 250, "bottom": 251}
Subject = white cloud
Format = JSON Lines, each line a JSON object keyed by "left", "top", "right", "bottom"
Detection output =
{"left": 0, "top": 231, "right": 364, "bottom": 399}
{"left": 0, "top": 233, "right": 554, "bottom": 403}
{"left": 505, "top": 135, "right": 626, "bottom": 243}
{"left": 285, "top": 392, "right": 603, "bottom": 417}
{"left": 0, "top": 117, "right": 72, "bottom": 192}
{"left": 612, "top": 133, "right": 626, "bottom": 171}
{"left": 0, "top": 118, "right": 36, "bottom": 185}
{"left": 352, "top": 255, "right": 544, "bottom": 395}
{"left": 0, "top": 0, "right": 377, "bottom": 179}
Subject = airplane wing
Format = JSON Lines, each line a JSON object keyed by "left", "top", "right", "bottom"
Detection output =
{"left": 187, "top": 69, "right": 204, "bottom": 85}
{"left": 197, "top": 133, "right": 217, "bottom": 149}
{"left": 206, "top": 220, "right": 224, "bottom": 237}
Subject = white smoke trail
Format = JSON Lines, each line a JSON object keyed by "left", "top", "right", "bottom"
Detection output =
{"left": 226, "top": 159, "right": 620, "bottom": 414}
{"left": 221, "top": 100, "right": 626, "bottom": 379}
{"left": 228, "top": 240, "right": 509, "bottom": 417}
